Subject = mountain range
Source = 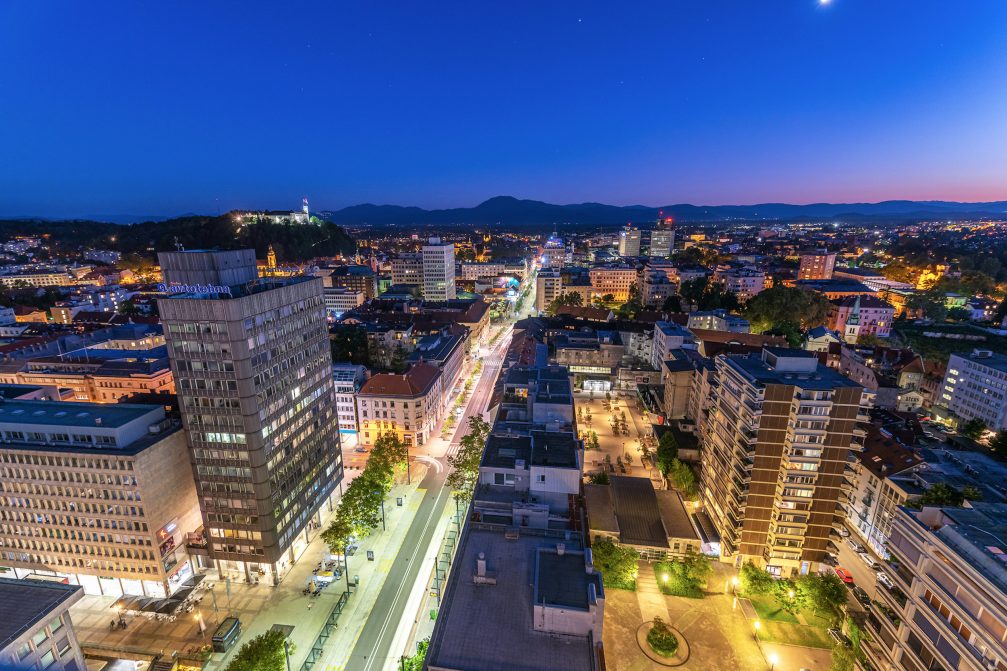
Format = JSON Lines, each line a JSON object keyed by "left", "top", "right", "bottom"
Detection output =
{"left": 320, "top": 195, "right": 1007, "bottom": 229}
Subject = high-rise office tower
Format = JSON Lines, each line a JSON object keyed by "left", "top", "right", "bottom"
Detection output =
{"left": 422, "top": 237, "right": 456, "bottom": 300}
{"left": 617, "top": 224, "right": 641, "bottom": 257}
{"left": 649, "top": 217, "right": 675, "bottom": 258}
{"left": 158, "top": 249, "right": 343, "bottom": 583}
{"left": 798, "top": 249, "right": 837, "bottom": 280}
{"left": 702, "top": 347, "right": 871, "bottom": 577}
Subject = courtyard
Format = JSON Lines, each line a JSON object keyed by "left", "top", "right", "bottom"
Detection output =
{"left": 603, "top": 560, "right": 835, "bottom": 671}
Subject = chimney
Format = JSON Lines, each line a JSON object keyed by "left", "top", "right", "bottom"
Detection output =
{"left": 476, "top": 552, "right": 486, "bottom": 577}
{"left": 95, "top": 417, "right": 102, "bottom": 426}
{"left": 556, "top": 543, "right": 565, "bottom": 556}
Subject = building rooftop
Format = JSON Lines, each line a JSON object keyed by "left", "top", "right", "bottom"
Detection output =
{"left": 0, "top": 577, "right": 83, "bottom": 649}
{"left": 425, "top": 527, "right": 598, "bottom": 671}
{"left": 914, "top": 503, "right": 1007, "bottom": 595}
{"left": 725, "top": 348, "right": 863, "bottom": 390}
{"left": 0, "top": 399, "right": 162, "bottom": 429}
{"left": 796, "top": 279, "right": 875, "bottom": 294}
{"left": 358, "top": 362, "right": 441, "bottom": 397}
{"left": 950, "top": 349, "right": 1007, "bottom": 374}
{"left": 859, "top": 428, "right": 922, "bottom": 479}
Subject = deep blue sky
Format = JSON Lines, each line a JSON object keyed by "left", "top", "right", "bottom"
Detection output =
{"left": 2, "top": 2, "right": 1007, "bottom": 218}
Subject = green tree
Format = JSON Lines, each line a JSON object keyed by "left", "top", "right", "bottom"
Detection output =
{"left": 646, "top": 616, "right": 680, "bottom": 657}
{"left": 370, "top": 433, "right": 409, "bottom": 483}
{"left": 446, "top": 416, "right": 491, "bottom": 502}
{"left": 588, "top": 470, "right": 610, "bottom": 485}
{"left": 547, "top": 292, "right": 584, "bottom": 314}
{"left": 591, "top": 538, "right": 639, "bottom": 590}
{"left": 991, "top": 430, "right": 1007, "bottom": 459}
{"left": 402, "top": 638, "right": 430, "bottom": 671}
{"left": 961, "top": 418, "right": 986, "bottom": 440}
{"left": 773, "top": 578, "right": 808, "bottom": 616}
{"left": 224, "top": 630, "right": 288, "bottom": 671}
{"left": 744, "top": 285, "right": 832, "bottom": 332}
{"left": 962, "top": 485, "right": 983, "bottom": 501}
{"left": 947, "top": 306, "right": 972, "bottom": 322}
{"left": 916, "top": 482, "right": 964, "bottom": 507}
{"left": 658, "top": 551, "right": 711, "bottom": 598}
{"left": 798, "top": 571, "right": 848, "bottom": 621}
{"left": 767, "top": 320, "right": 802, "bottom": 348}
{"left": 329, "top": 325, "right": 371, "bottom": 366}
{"left": 668, "top": 458, "right": 697, "bottom": 499}
{"left": 655, "top": 431, "right": 679, "bottom": 475}
{"left": 905, "top": 288, "right": 947, "bottom": 321}
{"left": 739, "top": 561, "right": 774, "bottom": 596}
{"left": 661, "top": 294, "right": 683, "bottom": 313}
{"left": 117, "top": 299, "right": 140, "bottom": 316}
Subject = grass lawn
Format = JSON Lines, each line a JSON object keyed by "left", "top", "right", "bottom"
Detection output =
{"left": 653, "top": 561, "right": 705, "bottom": 599}
{"left": 747, "top": 593, "right": 835, "bottom": 649}
{"left": 603, "top": 577, "right": 637, "bottom": 591}
{"left": 748, "top": 593, "right": 799, "bottom": 623}
{"left": 757, "top": 621, "right": 832, "bottom": 649}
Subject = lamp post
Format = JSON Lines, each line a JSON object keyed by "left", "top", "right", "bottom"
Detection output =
{"left": 283, "top": 640, "right": 292, "bottom": 671}
{"left": 768, "top": 652, "right": 778, "bottom": 671}
{"left": 753, "top": 620, "right": 761, "bottom": 641}
{"left": 195, "top": 612, "right": 206, "bottom": 640}
{"left": 115, "top": 606, "right": 125, "bottom": 626}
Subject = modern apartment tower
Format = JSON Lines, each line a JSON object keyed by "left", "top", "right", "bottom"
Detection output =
{"left": 617, "top": 224, "right": 642, "bottom": 257}
{"left": 158, "top": 249, "right": 343, "bottom": 583}
{"left": 422, "top": 237, "right": 457, "bottom": 300}
{"left": 702, "top": 348, "right": 871, "bottom": 577}
{"left": 649, "top": 218, "right": 675, "bottom": 258}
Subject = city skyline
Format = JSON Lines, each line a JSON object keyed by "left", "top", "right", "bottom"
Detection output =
{"left": 2, "top": 2, "right": 1007, "bottom": 217}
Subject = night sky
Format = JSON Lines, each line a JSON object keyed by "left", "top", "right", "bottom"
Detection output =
{"left": 2, "top": 1, "right": 1006, "bottom": 218}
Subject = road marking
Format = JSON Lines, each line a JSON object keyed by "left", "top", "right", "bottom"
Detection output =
{"left": 358, "top": 484, "right": 452, "bottom": 671}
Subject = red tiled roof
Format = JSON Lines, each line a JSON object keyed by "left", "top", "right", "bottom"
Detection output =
{"left": 359, "top": 362, "right": 441, "bottom": 397}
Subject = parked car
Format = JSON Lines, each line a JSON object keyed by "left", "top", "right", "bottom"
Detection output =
{"left": 354, "top": 447, "right": 369, "bottom": 453}
{"left": 835, "top": 526, "right": 850, "bottom": 537}
{"left": 858, "top": 552, "right": 883, "bottom": 570}
{"left": 845, "top": 537, "right": 865, "bottom": 553}
{"left": 835, "top": 567, "right": 855, "bottom": 585}
{"left": 852, "top": 586, "right": 871, "bottom": 607}
{"left": 828, "top": 628, "right": 849, "bottom": 646}
{"left": 823, "top": 553, "right": 839, "bottom": 567}
{"left": 877, "top": 571, "right": 895, "bottom": 590}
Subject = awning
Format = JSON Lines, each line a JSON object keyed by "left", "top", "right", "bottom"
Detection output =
{"left": 171, "top": 587, "right": 194, "bottom": 602}
{"left": 154, "top": 599, "right": 181, "bottom": 614}
{"left": 180, "top": 574, "right": 205, "bottom": 589}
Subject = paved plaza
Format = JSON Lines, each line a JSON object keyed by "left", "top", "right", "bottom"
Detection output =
{"left": 604, "top": 561, "right": 834, "bottom": 671}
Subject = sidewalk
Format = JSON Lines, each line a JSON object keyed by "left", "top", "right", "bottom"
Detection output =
{"left": 70, "top": 470, "right": 428, "bottom": 671}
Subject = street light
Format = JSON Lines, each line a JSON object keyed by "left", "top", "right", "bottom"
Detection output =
{"left": 662, "top": 573, "right": 669, "bottom": 584}
{"left": 753, "top": 620, "right": 761, "bottom": 641}
{"left": 788, "top": 589, "right": 795, "bottom": 599}
{"left": 731, "top": 576, "right": 739, "bottom": 593}
{"left": 194, "top": 613, "right": 206, "bottom": 640}
{"left": 769, "top": 652, "right": 779, "bottom": 671}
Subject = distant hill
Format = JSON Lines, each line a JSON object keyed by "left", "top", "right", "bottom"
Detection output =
{"left": 321, "top": 195, "right": 1007, "bottom": 228}
{"left": 0, "top": 214, "right": 356, "bottom": 262}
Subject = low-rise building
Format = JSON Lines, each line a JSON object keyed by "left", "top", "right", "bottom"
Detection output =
{"left": 323, "top": 286, "right": 365, "bottom": 317}
{"left": 715, "top": 267, "right": 766, "bottom": 302}
{"left": 687, "top": 309, "right": 750, "bottom": 333}
{"left": 651, "top": 321, "right": 694, "bottom": 370}
{"left": 828, "top": 294, "right": 895, "bottom": 342}
{"left": 584, "top": 476, "right": 700, "bottom": 560}
{"left": 356, "top": 362, "right": 443, "bottom": 448}
{"left": 0, "top": 401, "right": 201, "bottom": 597}
{"left": 0, "top": 578, "right": 85, "bottom": 671}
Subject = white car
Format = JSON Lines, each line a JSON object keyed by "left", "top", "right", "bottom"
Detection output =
{"left": 845, "top": 537, "right": 865, "bottom": 553}
{"left": 858, "top": 551, "right": 882, "bottom": 570}
{"left": 877, "top": 571, "right": 894, "bottom": 590}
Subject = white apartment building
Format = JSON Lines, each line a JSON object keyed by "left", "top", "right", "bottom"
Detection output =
{"left": 422, "top": 237, "right": 456, "bottom": 300}
{"left": 651, "top": 320, "right": 694, "bottom": 370}
{"left": 0, "top": 579, "right": 86, "bottom": 671}
{"left": 323, "top": 287, "right": 365, "bottom": 318}
{"left": 938, "top": 349, "right": 1007, "bottom": 431}
{"left": 715, "top": 267, "right": 766, "bottom": 302}
{"left": 869, "top": 503, "right": 1007, "bottom": 671}
{"left": 332, "top": 364, "right": 367, "bottom": 437}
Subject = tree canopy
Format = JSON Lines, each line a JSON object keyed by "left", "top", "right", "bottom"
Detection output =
{"left": 446, "top": 416, "right": 492, "bottom": 502}
{"left": 655, "top": 431, "right": 679, "bottom": 475}
{"left": 224, "top": 630, "right": 288, "bottom": 671}
{"left": 679, "top": 277, "right": 740, "bottom": 312}
{"left": 744, "top": 285, "right": 832, "bottom": 332}
{"left": 591, "top": 538, "right": 639, "bottom": 590}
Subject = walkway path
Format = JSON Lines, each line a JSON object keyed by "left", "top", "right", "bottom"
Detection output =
{"left": 635, "top": 562, "right": 670, "bottom": 624}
